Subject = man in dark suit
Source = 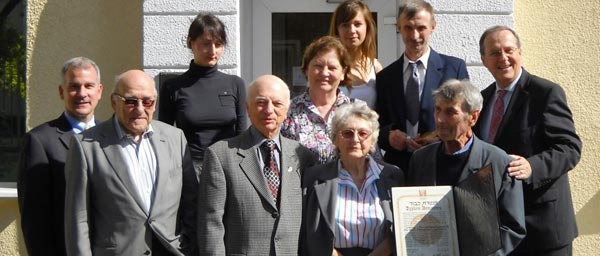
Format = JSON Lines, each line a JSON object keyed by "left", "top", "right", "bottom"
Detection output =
{"left": 474, "top": 26, "right": 582, "bottom": 255}
{"left": 198, "top": 75, "right": 315, "bottom": 255}
{"left": 64, "top": 70, "right": 197, "bottom": 255}
{"left": 408, "top": 79, "right": 526, "bottom": 255}
{"left": 17, "top": 56, "right": 103, "bottom": 256}
{"left": 376, "top": 0, "right": 469, "bottom": 172}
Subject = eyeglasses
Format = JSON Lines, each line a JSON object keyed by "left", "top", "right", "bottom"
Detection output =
{"left": 339, "top": 129, "right": 372, "bottom": 141}
{"left": 114, "top": 94, "right": 155, "bottom": 108}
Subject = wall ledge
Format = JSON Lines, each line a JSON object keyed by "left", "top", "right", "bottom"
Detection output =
{"left": 0, "top": 183, "right": 17, "bottom": 198}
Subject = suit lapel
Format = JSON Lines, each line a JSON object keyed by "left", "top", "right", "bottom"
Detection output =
{"left": 457, "top": 137, "right": 486, "bottom": 183}
{"left": 279, "top": 138, "right": 301, "bottom": 207}
{"left": 149, "top": 127, "right": 169, "bottom": 216}
{"left": 99, "top": 116, "right": 148, "bottom": 215}
{"left": 237, "top": 132, "right": 277, "bottom": 210}
{"left": 421, "top": 50, "right": 444, "bottom": 132}
{"left": 390, "top": 59, "right": 408, "bottom": 131}
{"left": 56, "top": 114, "right": 74, "bottom": 150}
{"left": 313, "top": 162, "right": 339, "bottom": 237}
{"left": 494, "top": 71, "right": 529, "bottom": 144}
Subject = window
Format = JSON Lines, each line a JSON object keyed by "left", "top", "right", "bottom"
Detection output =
{"left": 0, "top": 0, "right": 26, "bottom": 182}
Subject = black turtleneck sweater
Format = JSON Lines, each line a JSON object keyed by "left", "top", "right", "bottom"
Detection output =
{"left": 159, "top": 60, "right": 247, "bottom": 159}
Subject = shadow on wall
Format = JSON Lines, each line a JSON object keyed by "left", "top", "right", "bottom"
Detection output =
{"left": 576, "top": 190, "right": 600, "bottom": 235}
{"left": 28, "top": 0, "right": 143, "bottom": 128}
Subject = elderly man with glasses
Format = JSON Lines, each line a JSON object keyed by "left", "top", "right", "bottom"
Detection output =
{"left": 64, "top": 70, "right": 198, "bottom": 256}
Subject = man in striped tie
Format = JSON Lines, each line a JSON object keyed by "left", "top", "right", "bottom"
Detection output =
{"left": 198, "top": 75, "right": 316, "bottom": 255}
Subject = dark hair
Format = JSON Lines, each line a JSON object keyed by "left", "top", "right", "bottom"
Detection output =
{"left": 479, "top": 25, "right": 521, "bottom": 55}
{"left": 301, "top": 36, "right": 353, "bottom": 87}
{"left": 329, "top": 0, "right": 377, "bottom": 61}
{"left": 186, "top": 13, "right": 227, "bottom": 49}
{"left": 397, "top": 0, "right": 435, "bottom": 24}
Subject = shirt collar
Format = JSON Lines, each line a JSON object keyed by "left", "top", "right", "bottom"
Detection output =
{"left": 249, "top": 126, "right": 281, "bottom": 150}
{"left": 337, "top": 155, "right": 383, "bottom": 186}
{"left": 113, "top": 116, "right": 154, "bottom": 141}
{"left": 447, "top": 135, "right": 474, "bottom": 155}
{"left": 403, "top": 46, "right": 431, "bottom": 72}
{"left": 495, "top": 67, "right": 523, "bottom": 93}
{"left": 64, "top": 111, "right": 95, "bottom": 133}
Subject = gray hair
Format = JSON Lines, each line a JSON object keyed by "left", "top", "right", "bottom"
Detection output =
{"left": 397, "top": 0, "right": 435, "bottom": 24}
{"left": 61, "top": 56, "right": 101, "bottom": 84}
{"left": 479, "top": 25, "right": 521, "bottom": 55}
{"left": 433, "top": 79, "right": 482, "bottom": 114}
{"left": 331, "top": 101, "right": 380, "bottom": 154}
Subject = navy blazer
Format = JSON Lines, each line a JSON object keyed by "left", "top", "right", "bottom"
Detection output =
{"left": 376, "top": 49, "right": 469, "bottom": 172}
{"left": 302, "top": 160, "right": 404, "bottom": 256}
{"left": 18, "top": 114, "right": 73, "bottom": 256}
{"left": 407, "top": 136, "right": 526, "bottom": 255}
{"left": 474, "top": 69, "right": 582, "bottom": 252}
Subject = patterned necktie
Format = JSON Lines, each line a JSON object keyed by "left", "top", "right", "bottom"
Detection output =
{"left": 261, "top": 140, "right": 280, "bottom": 202}
{"left": 488, "top": 90, "right": 507, "bottom": 142}
{"left": 405, "top": 61, "right": 421, "bottom": 125}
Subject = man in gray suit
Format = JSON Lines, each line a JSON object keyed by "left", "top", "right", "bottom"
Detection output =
{"left": 64, "top": 70, "right": 197, "bottom": 255}
{"left": 198, "top": 75, "right": 315, "bottom": 255}
{"left": 407, "top": 79, "right": 526, "bottom": 255}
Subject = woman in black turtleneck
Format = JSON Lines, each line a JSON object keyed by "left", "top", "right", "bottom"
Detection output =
{"left": 159, "top": 13, "right": 247, "bottom": 171}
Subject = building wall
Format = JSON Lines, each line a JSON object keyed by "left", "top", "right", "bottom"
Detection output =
{"left": 515, "top": 1, "right": 600, "bottom": 255}
{"left": 26, "top": 0, "right": 143, "bottom": 128}
{"left": 1, "top": 0, "right": 597, "bottom": 255}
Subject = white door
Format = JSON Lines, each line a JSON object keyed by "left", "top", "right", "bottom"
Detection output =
{"left": 242, "top": 0, "right": 400, "bottom": 96}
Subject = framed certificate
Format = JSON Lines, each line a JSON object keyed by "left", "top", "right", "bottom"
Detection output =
{"left": 392, "top": 165, "right": 501, "bottom": 256}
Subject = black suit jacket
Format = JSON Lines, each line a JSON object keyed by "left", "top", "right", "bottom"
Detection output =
{"left": 474, "top": 69, "right": 582, "bottom": 252}
{"left": 301, "top": 160, "right": 404, "bottom": 256}
{"left": 376, "top": 49, "right": 469, "bottom": 172}
{"left": 17, "top": 113, "right": 73, "bottom": 256}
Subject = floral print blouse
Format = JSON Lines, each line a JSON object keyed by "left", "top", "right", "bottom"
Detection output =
{"left": 281, "top": 89, "right": 359, "bottom": 164}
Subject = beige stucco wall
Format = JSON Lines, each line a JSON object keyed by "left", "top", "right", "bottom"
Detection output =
{"left": 26, "top": 0, "right": 143, "bottom": 129}
{"left": 1, "top": 0, "right": 597, "bottom": 255}
{"left": 0, "top": 0, "right": 143, "bottom": 255}
{"left": 515, "top": 1, "right": 600, "bottom": 254}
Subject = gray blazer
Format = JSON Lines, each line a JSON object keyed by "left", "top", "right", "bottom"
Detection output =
{"left": 407, "top": 136, "right": 526, "bottom": 256}
{"left": 64, "top": 117, "right": 197, "bottom": 256}
{"left": 302, "top": 160, "right": 404, "bottom": 256}
{"left": 198, "top": 128, "right": 315, "bottom": 256}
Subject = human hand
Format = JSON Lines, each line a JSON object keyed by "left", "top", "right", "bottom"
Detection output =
{"left": 413, "top": 131, "right": 439, "bottom": 146}
{"left": 389, "top": 130, "right": 408, "bottom": 151}
{"left": 332, "top": 248, "right": 344, "bottom": 256}
{"left": 508, "top": 154, "right": 532, "bottom": 180}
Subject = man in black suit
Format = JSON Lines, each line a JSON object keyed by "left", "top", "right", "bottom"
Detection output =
{"left": 474, "top": 26, "right": 582, "bottom": 255}
{"left": 376, "top": 0, "right": 469, "bottom": 172}
{"left": 17, "top": 56, "right": 103, "bottom": 256}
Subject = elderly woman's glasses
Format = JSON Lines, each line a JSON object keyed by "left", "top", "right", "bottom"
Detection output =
{"left": 340, "top": 129, "right": 372, "bottom": 141}
{"left": 114, "top": 94, "right": 155, "bottom": 108}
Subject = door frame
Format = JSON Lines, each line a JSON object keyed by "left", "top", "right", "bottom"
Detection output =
{"left": 241, "top": 0, "right": 400, "bottom": 82}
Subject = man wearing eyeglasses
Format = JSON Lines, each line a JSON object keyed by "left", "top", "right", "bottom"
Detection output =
{"left": 18, "top": 56, "right": 102, "bottom": 256}
{"left": 64, "top": 70, "right": 197, "bottom": 255}
{"left": 474, "top": 26, "right": 582, "bottom": 255}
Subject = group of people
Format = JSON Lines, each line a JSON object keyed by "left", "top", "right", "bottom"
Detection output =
{"left": 17, "top": 0, "right": 581, "bottom": 255}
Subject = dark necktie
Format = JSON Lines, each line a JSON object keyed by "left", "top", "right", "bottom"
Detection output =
{"left": 261, "top": 140, "right": 280, "bottom": 202}
{"left": 488, "top": 90, "right": 507, "bottom": 142}
{"left": 405, "top": 61, "right": 421, "bottom": 125}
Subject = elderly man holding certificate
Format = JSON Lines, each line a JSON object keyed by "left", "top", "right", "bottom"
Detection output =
{"left": 406, "top": 79, "right": 526, "bottom": 255}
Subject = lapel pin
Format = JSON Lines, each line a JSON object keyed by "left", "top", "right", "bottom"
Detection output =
{"left": 287, "top": 167, "right": 293, "bottom": 173}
